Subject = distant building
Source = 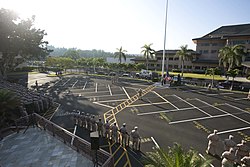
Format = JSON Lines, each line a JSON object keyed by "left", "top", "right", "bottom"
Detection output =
{"left": 106, "top": 57, "right": 134, "bottom": 64}
{"left": 132, "top": 23, "right": 250, "bottom": 74}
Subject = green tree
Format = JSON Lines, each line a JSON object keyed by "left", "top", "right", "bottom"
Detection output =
{"left": 114, "top": 46, "right": 127, "bottom": 64}
{"left": 145, "top": 143, "right": 211, "bottom": 167}
{"left": 0, "top": 89, "right": 21, "bottom": 129}
{"left": 226, "top": 69, "right": 240, "bottom": 91}
{"left": 0, "top": 8, "right": 51, "bottom": 79}
{"left": 205, "top": 67, "right": 221, "bottom": 88}
{"left": 175, "top": 45, "right": 193, "bottom": 77}
{"left": 63, "top": 49, "right": 80, "bottom": 61}
{"left": 141, "top": 44, "right": 155, "bottom": 70}
{"left": 218, "top": 45, "right": 246, "bottom": 72}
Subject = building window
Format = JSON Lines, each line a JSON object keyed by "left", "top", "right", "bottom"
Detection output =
{"left": 212, "top": 43, "right": 218, "bottom": 46}
{"left": 203, "top": 50, "right": 208, "bottom": 54}
{"left": 157, "top": 57, "right": 161, "bottom": 60}
{"left": 200, "top": 43, "right": 209, "bottom": 46}
{"left": 232, "top": 40, "right": 246, "bottom": 45}
{"left": 157, "top": 64, "right": 160, "bottom": 67}
{"left": 169, "top": 57, "right": 173, "bottom": 60}
{"left": 202, "top": 66, "right": 207, "bottom": 70}
{"left": 150, "top": 64, "right": 154, "bottom": 67}
{"left": 211, "top": 50, "right": 217, "bottom": 53}
{"left": 168, "top": 65, "right": 172, "bottom": 68}
{"left": 174, "top": 57, "right": 179, "bottom": 61}
{"left": 187, "top": 66, "right": 192, "bottom": 69}
{"left": 199, "top": 50, "right": 202, "bottom": 54}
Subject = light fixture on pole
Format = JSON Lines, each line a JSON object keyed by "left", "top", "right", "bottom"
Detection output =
{"left": 161, "top": 0, "right": 169, "bottom": 79}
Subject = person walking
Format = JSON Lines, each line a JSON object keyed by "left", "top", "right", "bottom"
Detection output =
{"left": 104, "top": 120, "right": 110, "bottom": 140}
{"left": 235, "top": 140, "right": 249, "bottom": 163}
{"left": 111, "top": 122, "right": 118, "bottom": 143}
{"left": 97, "top": 118, "right": 103, "bottom": 137}
{"left": 120, "top": 123, "right": 128, "bottom": 147}
{"left": 206, "top": 129, "right": 221, "bottom": 157}
{"left": 223, "top": 135, "right": 236, "bottom": 151}
{"left": 221, "top": 148, "right": 237, "bottom": 167}
{"left": 138, "top": 88, "right": 142, "bottom": 100}
{"left": 130, "top": 126, "right": 141, "bottom": 150}
{"left": 241, "top": 152, "right": 250, "bottom": 167}
{"left": 86, "top": 113, "right": 91, "bottom": 130}
{"left": 90, "top": 115, "right": 96, "bottom": 131}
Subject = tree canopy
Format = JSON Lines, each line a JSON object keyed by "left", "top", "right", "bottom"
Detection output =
{"left": 0, "top": 8, "right": 51, "bottom": 78}
{"left": 114, "top": 46, "right": 127, "bottom": 64}
{"left": 141, "top": 44, "right": 155, "bottom": 70}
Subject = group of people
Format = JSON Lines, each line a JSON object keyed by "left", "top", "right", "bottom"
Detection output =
{"left": 206, "top": 130, "right": 250, "bottom": 167}
{"left": 72, "top": 111, "right": 141, "bottom": 150}
{"left": 0, "top": 80, "right": 54, "bottom": 116}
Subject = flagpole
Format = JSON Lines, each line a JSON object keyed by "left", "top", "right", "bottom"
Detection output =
{"left": 161, "top": 0, "right": 169, "bottom": 79}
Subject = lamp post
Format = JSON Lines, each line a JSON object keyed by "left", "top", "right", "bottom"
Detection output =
{"left": 161, "top": 0, "right": 169, "bottom": 79}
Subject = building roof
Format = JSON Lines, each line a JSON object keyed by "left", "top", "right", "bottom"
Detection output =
{"left": 155, "top": 49, "right": 200, "bottom": 55}
{"left": 193, "top": 23, "right": 250, "bottom": 41}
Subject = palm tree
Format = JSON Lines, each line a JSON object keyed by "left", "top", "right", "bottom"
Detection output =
{"left": 175, "top": 45, "right": 193, "bottom": 77}
{"left": 0, "top": 89, "right": 20, "bottom": 128}
{"left": 141, "top": 44, "right": 155, "bottom": 70}
{"left": 205, "top": 67, "right": 220, "bottom": 88}
{"left": 218, "top": 44, "right": 246, "bottom": 72}
{"left": 226, "top": 69, "right": 240, "bottom": 91}
{"left": 114, "top": 46, "right": 127, "bottom": 64}
{"left": 144, "top": 143, "right": 211, "bottom": 167}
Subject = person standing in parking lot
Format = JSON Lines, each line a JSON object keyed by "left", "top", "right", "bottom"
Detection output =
{"left": 206, "top": 129, "right": 221, "bottom": 157}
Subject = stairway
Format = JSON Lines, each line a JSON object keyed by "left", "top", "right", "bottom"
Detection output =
{"left": 42, "top": 102, "right": 60, "bottom": 120}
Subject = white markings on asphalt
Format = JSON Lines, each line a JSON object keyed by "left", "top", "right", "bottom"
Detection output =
{"left": 122, "top": 87, "right": 131, "bottom": 99}
{"left": 85, "top": 93, "right": 125, "bottom": 99}
{"left": 151, "top": 137, "right": 160, "bottom": 148}
{"left": 234, "top": 97, "right": 249, "bottom": 101}
{"left": 62, "top": 78, "right": 71, "bottom": 86}
{"left": 173, "top": 95, "right": 212, "bottom": 117}
{"left": 129, "top": 101, "right": 169, "bottom": 107}
{"left": 83, "top": 81, "right": 88, "bottom": 90}
{"left": 169, "top": 113, "right": 230, "bottom": 125}
{"left": 71, "top": 80, "right": 78, "bottom": 88}
{"left": 108, "top": 84, "right": 112, "bottom": 96}
{"left": 93, "top": 102, "right": 114, "bottom": 109}
{"left": 96, "top": 99, "right": 128, "bottom": 103}
{"left": 225, "top": 103, "right": 250, "bottom": 114}
{"left": 95, "top": 83, "right": 98, "bottom": 92}
{"left": 217, "top": 127, "right": 250, "bottom": 135}
{"left": 152, "top": 91, "right": 179, "bottom": 109}
{"left": 71, "top": 110, "right": 80, "bottom": 145}
{"left": 137, "top": 107, "right": 196, "bottom": 116}
{"left": 195, "top": 98, "right": 250, "bottom": 125}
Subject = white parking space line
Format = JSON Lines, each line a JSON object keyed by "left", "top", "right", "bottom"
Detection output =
{"left": 129, "top": 101, "right": 169, "bottom": 107}
{"left": 217, "top": 127, "right": 250, "bottom": 135}
{"left": 137, "top": 107, "right": 196, "bottom": 116}
{"left": 234, "top": 97, "right": 249, "bottom": 101}
{"left": 95, "top": 83, "right": 98, "bottom": 92}
{"left": 195, "top": 98, "right": 250, "bottom": 125}
{"left": 83, "top": 81, "right": 88, "bottom": 90}
{"left": 225, "top": 103, "right": 250, "bottom": 114}
{"left": 199, "top": 154, "right": 215, "bottom": 167}
{"left": 173, "top": 95, "right": 212, "bottom": 117}
{"left": 151, "top": 137, "right": 160, "bottom": 148}
{"left": 85, "top": 94, "right": 126, "bottom": 98}
{"left": 152, "top": 91, "right": 179, "bottom": 109}
{"left": 169, "top": 113, "right": 230, "bottom": 124}
{"left": 122, "top": 87, "right": 131, "bottom": 99}
{"left": 71, "top": 80, "right": 78, "bottom": 88}
{"left": 62, "top": 78, "right": 71, "bottom": 86}
{"left": 108, "top": 84, "right": 112, "bottom": 96}
{"left": 96, "top": 99, "right": 128, "bottom": 103}
{"left": 93, "top": 102, "right": 114, "bottom": 109}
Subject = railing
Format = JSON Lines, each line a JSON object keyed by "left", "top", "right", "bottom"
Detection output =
{"left": 15, "top": 113, "right": 114, "bottom": 167}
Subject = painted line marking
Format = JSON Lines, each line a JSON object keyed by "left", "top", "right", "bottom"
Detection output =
{"left": 217, "top": 127, "right": 250, "bottom": 135}
{"left": 122, "top": 87, "right": 131, "bottom": 99}
{"left": 169, "top": 113, "right": 230, "bottom": 124}
{"left": 62, "top": 78, "right": 71, "bottom": 86}
{"left": 93, "top": 102, "right": 114, "bottom": 109}
{"left": 137, "top": 107, "right": 196, "bottom": 116}
{"left": 199, "top": 153, "right": 215, "bottom": 167}
{"left": 85, "top": 93, "right": 126, "bottom": 98}
{"left": 95, "top": 83, "right": 98, "bottom": 92}
{"left": 195, "top": 98, "right": 250, "bottom": 125}
{"left": 152, "top": 91, "right": 179, "bottom": 109}
{"left": 95, "top": 99, "right": 128, "bottom": 103}
{"left": 83, "top": 81, "right": 88, "bottom": 90}
{"left": 71, "top": 80, "right": 78, "bottom": 88}
{"left": 108, "top": 84, "right": 112, "bottom": 96}
{"left": 128, "top": 101, "right": 169, "bottom": 107}
{"left": 173, "top": 95, "right": 212, "bottom": 117}
{"left": 151, "top": 137, "right": 159, "bottom": 148}
{"left": 225, "top": 103, "right": 250, "bottom": 114}
{"left": 234, "top": 98, "right": 249, "bottom": 101}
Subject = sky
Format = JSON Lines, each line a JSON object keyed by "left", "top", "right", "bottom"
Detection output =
{"left": 1, "top": 0, "right": 250, "bottom": 54}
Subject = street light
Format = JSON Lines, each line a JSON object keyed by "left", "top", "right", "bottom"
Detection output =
{"left": 161, "top": 0, "right": 169, "bottom": 79}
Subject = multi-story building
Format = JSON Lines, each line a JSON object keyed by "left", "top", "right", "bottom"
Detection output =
{"left": 132, "top": 23, "right": 250, "bottom": 74}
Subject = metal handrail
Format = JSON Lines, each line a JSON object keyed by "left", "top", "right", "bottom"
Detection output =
{"left": 14, "top": 113, "right": 114, "bottom": 167}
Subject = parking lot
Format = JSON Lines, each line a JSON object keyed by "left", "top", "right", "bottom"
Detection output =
{"left": 45, "top": 75, "right": 249, "bottom": 166}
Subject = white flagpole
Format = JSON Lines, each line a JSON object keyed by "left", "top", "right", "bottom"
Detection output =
{"left": 161, "top": 0, "right": 169, "bottom": 79}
